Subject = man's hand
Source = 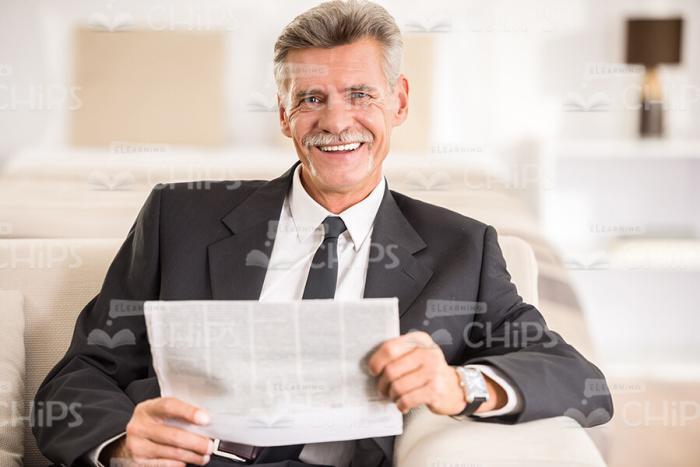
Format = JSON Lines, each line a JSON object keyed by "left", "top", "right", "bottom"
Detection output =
{"left": 367, "top": 331, "right": 506, "bottom": 416}
{"left": 100, "top": 397, "right": 214, "bottom": 467}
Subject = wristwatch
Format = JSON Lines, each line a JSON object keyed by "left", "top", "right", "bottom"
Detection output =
{"left": 453, "top": 366, "right": 489, "bottom": 417}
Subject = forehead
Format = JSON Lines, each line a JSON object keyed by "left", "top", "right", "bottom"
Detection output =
{"left": 284, "top": 38, "right": 386, "bottom": 92}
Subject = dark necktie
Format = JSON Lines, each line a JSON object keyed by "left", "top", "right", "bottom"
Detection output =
{"left": 302, "top": 216, "right": 347, "bottom": 299}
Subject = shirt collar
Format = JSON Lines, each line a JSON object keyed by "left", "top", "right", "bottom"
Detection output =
{"left": 288, "top": 164, "right": 386, "bottom": 251}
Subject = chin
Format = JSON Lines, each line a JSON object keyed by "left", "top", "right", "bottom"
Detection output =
{"left": 322, "top": 173, "right": 369, "bottom": 191}
{"left": 305, "top": 147, "right": 378, "bottom": 191}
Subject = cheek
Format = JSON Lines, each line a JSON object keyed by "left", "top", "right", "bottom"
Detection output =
{"left": 288, "top": 115, "right": 312, "bottom": 145}
{"left": 372, "top": 101, "right": 396, "bottom": 133}
{"left": 358, "top": 106, "right": 387, "bottom": 140}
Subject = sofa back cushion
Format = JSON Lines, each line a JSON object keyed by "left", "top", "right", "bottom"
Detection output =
{"left": 0, "top": 239, "right": 122, "bottom": 466}
{"left": 0, "top": 290, "right": 24, "bottom": 467}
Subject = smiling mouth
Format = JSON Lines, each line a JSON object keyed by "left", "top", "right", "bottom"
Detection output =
{"left": 315, "top": 142, "right": 365, "bottom": 154}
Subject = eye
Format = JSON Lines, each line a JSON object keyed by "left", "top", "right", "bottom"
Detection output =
{"left": 350, "top": 91, "right": 369, "bottom": 100}
{"left": 301, "top": 96, "right": 321, "bottom": 105}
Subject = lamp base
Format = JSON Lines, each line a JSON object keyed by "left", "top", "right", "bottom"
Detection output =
{"left": 639, "top": 66, "right": 663, "bottom": 138}
{"left": 640, "top": 99, "right": 663, "bottom": 137}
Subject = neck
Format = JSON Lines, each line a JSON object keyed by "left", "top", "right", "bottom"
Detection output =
{"left": 299, "top": 167, "right": 382, "bottom": 214}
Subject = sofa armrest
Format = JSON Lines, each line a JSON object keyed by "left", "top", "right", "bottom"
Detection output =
{"left": 395, "top": 405, "right": 606, "bottom": 467}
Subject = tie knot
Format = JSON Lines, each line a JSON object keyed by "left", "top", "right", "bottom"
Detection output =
{"left": 321, "top": 216, "right": 347, "bottom": 240}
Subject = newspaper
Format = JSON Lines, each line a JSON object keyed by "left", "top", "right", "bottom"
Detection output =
{"left": 143, "top": 298, "right": 403, "bottom": 445}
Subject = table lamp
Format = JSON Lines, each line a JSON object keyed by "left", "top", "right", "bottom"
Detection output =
{"left": 625, "top": 18, "right": 683, "bottom": 137}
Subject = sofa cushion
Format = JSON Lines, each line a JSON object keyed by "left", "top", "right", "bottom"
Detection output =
{"left": 0, "top": 290, "right": 24, "bottom": 467}
{"left": 395, "top": 405, "right": 606, "bottom": 467}
{"left": 0, "top": 239, "right": 122, "bottom": 466}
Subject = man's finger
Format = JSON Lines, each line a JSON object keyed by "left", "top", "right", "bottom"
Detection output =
{"left": 387, "top": 367, "right": 430, "bottom": 402}
{"left": 138, "top": 437, "right": 211, "bottom": 466}
{"left": 144, "top": 420, "right": 213, "bottom": 456}
{"left": 127, "top": 458, "right": 185, "bottom": 467}
{"left": 395, "top": 383, "right": 433, "bottom": 414}
{"left": 149, "top": 397, "right": 210, "bottom": 426}
{"left": 125, "top": 438, "right": 186, "bottom": 466}
{"left": 376, "top": 349, "right": 423, "bottom": 396}
{"left": 367, "top": 332, "right": 433, "bottom": 376}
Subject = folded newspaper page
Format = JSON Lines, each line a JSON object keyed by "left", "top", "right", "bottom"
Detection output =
{"left": 143, "top": 298, "right": 403, "bottom": 445}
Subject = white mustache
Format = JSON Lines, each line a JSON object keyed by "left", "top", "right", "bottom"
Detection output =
{"left": 303, "top": 130, "right": 374, "bottom": 147}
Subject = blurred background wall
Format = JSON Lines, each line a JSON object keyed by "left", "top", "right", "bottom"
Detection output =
{"left": 1, "top": 0, "right": 699, "bottom": 156}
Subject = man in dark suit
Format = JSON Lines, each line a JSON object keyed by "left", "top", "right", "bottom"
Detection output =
{"left": 34, "top": 1, "right": 613, "bottom": 466}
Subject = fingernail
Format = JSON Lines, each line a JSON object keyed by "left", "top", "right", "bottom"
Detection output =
{"left": 207, "top": 438, "right": 215, "bottom": 454}
{"left": 195, "top": 410, "right": 210, "bottom": 425}
{"left": 202, "top": 454, "right": 211, "bottom": 464}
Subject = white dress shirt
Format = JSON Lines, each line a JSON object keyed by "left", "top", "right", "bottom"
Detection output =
{"left": 259, "top": 165, "right": 386, "bottom": 301}
{"left": 89, "top": 165, "right": 521, "bottom": 467}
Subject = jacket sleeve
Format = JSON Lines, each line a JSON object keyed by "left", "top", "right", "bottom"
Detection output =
{"left": 464, "top": 225, "right": 614, "bottom": 427}
{"left": 33, "top": 186, "right": 164, "bottom": 466}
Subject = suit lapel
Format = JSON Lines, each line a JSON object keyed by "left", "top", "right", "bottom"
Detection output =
{"left": 208, "top": 162, "right": 299, "bottom": 300}
{"left": 363, "top": 185, "right": 433, "bottom": 318}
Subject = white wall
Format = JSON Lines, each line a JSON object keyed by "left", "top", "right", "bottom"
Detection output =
{"left": 0, "top": 0, "right": 699, "bottom": 161}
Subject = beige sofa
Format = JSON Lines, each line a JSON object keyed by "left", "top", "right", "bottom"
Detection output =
{"left": 0, "top": 154, "right": 537, "bottom": 240}
{"left": 0, "top": 236, "right": 606, "bottom": 467}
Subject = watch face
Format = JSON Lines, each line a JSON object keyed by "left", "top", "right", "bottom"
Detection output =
{"left": 464, "top": 368, "right": 489, "bottom": 400}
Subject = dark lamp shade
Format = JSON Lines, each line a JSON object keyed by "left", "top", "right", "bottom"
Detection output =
{"left": 626, "top": 18, "right": 683, "bottom": 66}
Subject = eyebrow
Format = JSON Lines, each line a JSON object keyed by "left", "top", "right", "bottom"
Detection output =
{"left": 343, "top": 85, "right": 378, "bottom": 93}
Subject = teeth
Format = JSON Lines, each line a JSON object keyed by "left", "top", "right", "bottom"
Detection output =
{"left": 318, "top": 142, "right": 361, "bottom": 152}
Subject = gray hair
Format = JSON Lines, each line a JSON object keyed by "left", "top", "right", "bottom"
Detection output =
{"left": 273, "top": 0, "right": 403, "bottom": 97}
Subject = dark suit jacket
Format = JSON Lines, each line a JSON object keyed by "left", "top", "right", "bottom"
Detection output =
{"left": 34, "top": 163, "right": 613, "bottom": 466}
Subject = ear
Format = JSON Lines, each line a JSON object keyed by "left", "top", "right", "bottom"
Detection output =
{"left": 391, "top": 74, "right": 409, "bottom": 127}
{"left": 278, "top": 94, "right": 292, "bottom": 138}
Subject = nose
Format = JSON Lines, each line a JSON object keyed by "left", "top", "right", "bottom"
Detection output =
{"left": 316, "top": 93, "right": 353, "bottom": 135}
